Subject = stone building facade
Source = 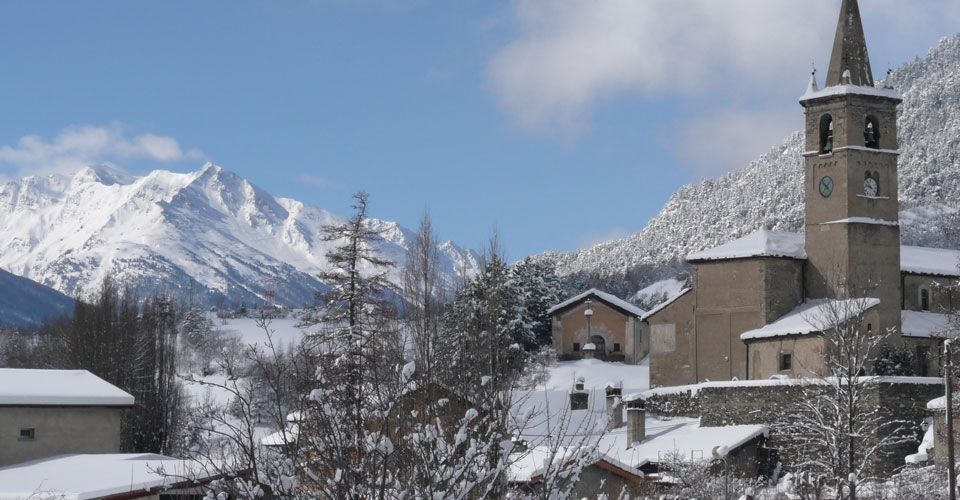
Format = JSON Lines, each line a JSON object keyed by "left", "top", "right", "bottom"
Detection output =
{"left": 550, "top": 289, "right": 648, "bottom": 364}
{"left": 645, "top": 0, "right": 960, "bottom": 389}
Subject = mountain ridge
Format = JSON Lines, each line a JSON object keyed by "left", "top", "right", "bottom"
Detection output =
{"left": 0, "top": 163, "right": 480, "bottom": 307}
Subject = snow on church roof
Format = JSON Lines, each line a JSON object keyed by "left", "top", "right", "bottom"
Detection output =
{"left": 685, "top": 230, "right": 960, "bottom": 276}
{"left": 548, "top": 289, "right": 646, "bottom": 317}
{"left": 0, "top": 369, "right": 134, "bottom": 406}
{"left": 799, "top": 83, "right": 902, "bottom": 103}
{"left": 740, "top": 298, "right": 880, "bottom": 341}
{"left": 686, "top": 229, "right": 806, "bottom": 262}
{"left": 901, "top": 246, "right": 960, "bottom": 277}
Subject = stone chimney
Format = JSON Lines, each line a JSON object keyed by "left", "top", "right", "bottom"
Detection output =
{"left": 569, "top": 377, "right": 588, "bottom": 411}
{"left": 626, "top": 398, "right": 646, "bottom": 447}
{"left": 605, "top": 382, "right": 623, "bottom": 430}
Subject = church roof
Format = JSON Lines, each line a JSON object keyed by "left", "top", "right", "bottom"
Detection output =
{"left": 740, "top": 298, "right": 880, "bottom": 341}
{"left": 826, "top": 0, "right": 873, "bottom": 87}
{"left": 548, "top": 288, "right": 646, "bottom": 318}
{"left": 686, "top": 229, "right": 806, "bottom": 262}
{"left": 687, "top": 230, "right": 960, "bottom": 276}
{"left": 901, "top": 246, "right": 960, "bottom": 277}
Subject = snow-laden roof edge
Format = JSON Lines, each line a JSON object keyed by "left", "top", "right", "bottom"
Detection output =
{"left": 686, "top": 229, "right": 806, "bottom": 263}
{"left": 740, "top": 298, "right": 880, "bottom": 341}
{"left": 642, "top": 288, "right": 692, "bottom": 321}
{"left": 0, "top": 369, "right": 134, "bottom": 407}
{"left": 548, "top": 289, "right": 646, "bottom": 317}
{"left": 902, "top": 246, "right": 960, "bottom": 277}
{"left": 800, "top": 83, "right": 902, "bottom": 103}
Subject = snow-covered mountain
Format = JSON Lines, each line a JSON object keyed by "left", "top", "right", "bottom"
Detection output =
{"left": 535, "top": 34, "right": 960, "bottom": 298}
{"left": 0, "top": 268, "right": 74, "bottom": 327}
{"left": 0, "top": 163, "right": 480, "bottom": 307}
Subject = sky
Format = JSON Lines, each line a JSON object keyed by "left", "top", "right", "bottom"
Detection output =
{"left": 0, "top": 0, "right": 958, "bottom": 260}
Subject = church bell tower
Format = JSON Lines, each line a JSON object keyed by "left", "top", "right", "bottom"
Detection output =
{"left": 801, "top": 0, "right": 903, "bottom": 335}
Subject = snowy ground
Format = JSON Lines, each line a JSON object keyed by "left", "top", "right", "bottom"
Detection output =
{"left": 211, "top": 314, "right": 316, "bottom": 350}
{"left": 537, "top": 357, "right": 649, "bottom": 393}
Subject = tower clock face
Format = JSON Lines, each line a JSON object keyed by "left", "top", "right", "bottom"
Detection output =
{"left": 819, "top": 176, "right": 834, "bottom": 198}
{"left": 864, "top": 178, "right": 879, "bottom": 197}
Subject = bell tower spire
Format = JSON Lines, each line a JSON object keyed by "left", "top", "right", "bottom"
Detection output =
{"left": 826, "top": 0, "right": 874, "bottom": 87}
{"left": 800, "top": 0, "right": 903, "bottom": 339}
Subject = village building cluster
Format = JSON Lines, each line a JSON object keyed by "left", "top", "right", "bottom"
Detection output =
{"left": 541, "top": 0, "right": 960, "bottom": 494}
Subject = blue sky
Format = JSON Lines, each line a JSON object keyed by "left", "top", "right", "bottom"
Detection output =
{"left": 0, "top": 1, "right": 958, "bottom": 260}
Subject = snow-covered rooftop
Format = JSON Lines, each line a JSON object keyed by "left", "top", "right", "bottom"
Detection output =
{"left": 509, "top": 417, "right": 767, "bottom": 482}
{"left": 685, "top": 231, "right": 960, "bottom": 276}
{"left": 686, "top": 229, "right": 806, "bottom": 262}
{"left": 902, "top": 246, "right": 960, "bottom": 277}
{"left": 0, "top": 369, "right": 134, "bottom": 407}
{"left": 740, "top": 298, "right": 880, "bottom": 341}
{"left": 799, "top": 83, "right": 902, "bottom": 103}
{"left": 0, "top": 454, "right": 216, "bottom": 500}
{"left": 902, "top": 310, "right": 953, "bottom": 338}
{"left": 548, "top": 288, "right": 646, "bottom": 317}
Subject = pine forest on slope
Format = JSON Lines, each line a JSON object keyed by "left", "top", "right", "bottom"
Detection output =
{"left": 535, "top": 34, "right": 960, "bottom": 299}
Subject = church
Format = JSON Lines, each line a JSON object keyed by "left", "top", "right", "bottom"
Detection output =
{"left": 638, "top": 0, "right": 960, "bottom": 389}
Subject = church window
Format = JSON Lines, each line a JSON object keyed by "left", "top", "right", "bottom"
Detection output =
{"left": 573, "top": 343, "right": 580, "bottom": 352}
{"left": 864, "top": 116, "right": 881, "bottom": 149}
{"left": 820, "top": 115, "right": 834, "bottom": 153}
{"left": 921, "top": 289, "right": 930, "bottom": 311}
{"left": 779, "top": 353, "right": 792, "bottom": 371}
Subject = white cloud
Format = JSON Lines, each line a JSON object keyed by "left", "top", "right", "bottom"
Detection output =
{"left": 488, "top": 0, "right": 960, "bottom": 176}
{"left": 489, "top": 0, "right": 835, "bottom": 130}
{"left": 0, "top": 124, "right": 204, "bottom": 177}
{"left": 299, "top": 173, "right": 344, "bottom": 189}
{"left": 488, "top": 0, "right": 960, "bottom": 131}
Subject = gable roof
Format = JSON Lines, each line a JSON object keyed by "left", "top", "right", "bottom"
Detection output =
{"left": 642, "top": 288, "right": 692, "bottom": 321}
{"left": 548, "top": 289, "right": 646, "bottom": 318}
{"left": 740, "top": 298, "right": 880, "bottom": 341}
{"left": 0, "top": 369, "right": 134, "bottom": 407}
{"left": 686, "top": 229, "right": 806, "bottom": 263}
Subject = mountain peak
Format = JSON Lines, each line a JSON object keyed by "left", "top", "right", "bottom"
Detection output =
{"left": 73, "top": 164, "right": 134, "bottom": 186}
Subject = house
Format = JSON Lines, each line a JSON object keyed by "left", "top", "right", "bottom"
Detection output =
{"left": 0, "top": 368, "right": 135, "bottom": 468}
{"left": 550, "top": 289, "right": 648, "bottom": 364}
{"left": 509, "top": 382, "right": 767, "bottom": 497}
{"left": 644, "top": 0, "right": 960, "bottom": 389}
{"left": 0, "top": 453, "right": 225, "bottom": 500}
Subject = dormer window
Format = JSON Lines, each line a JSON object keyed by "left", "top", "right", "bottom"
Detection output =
{"left": 865, "top": 116, "right": 881, "bottom": 149}
{"left": 820, "top": 115, "right": 834, "bottom": 153}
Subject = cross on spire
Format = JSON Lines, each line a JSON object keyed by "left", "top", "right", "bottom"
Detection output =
{"left": 825, "top": 0, "right": 874, "bottom": 87}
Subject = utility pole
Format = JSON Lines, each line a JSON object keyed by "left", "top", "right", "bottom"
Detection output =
{"left": 947, "top": 339, "right": 956, "bottom": 500}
